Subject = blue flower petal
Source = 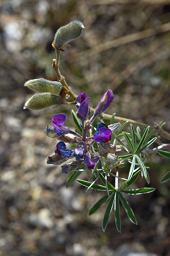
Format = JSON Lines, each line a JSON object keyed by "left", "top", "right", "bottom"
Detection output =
{"left": 74, "top": 143, "right": 85, "bottom": 160}
{"left": 76, "top": 92, "right": 89, "bottom": 121}
{"left": 93, "top": 123, "right": 112, "bottom": 143}
{"left": 84, "top": 154, "right": 99, "bottom": 169}
{"left": 91, "top": 89, "right": 114, "bottom": 121}
{"left": 51, "top": 114, "right": 69, "bottom": 136}
{"left": 56, "top": 141, "right": 74, "bottom": 158}
{"left": 52, "top": 114, "right": 66, "bottom": 127}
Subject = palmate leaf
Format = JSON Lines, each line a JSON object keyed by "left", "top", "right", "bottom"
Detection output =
{"left": 161, "top": 171, "right": 170, "bottom": 183}
{"left": 119, "top": 193, "right": 137, "bottom": 225}
{"left": 114, "top": 192, "right": 121, "bottom": 232}
{"left": 124, "top": 126, "right": 156, "bottom": 155}
{"left": 102, "top": 192, "right": 115, "bottom": 231}
{"left": 123, "top": 187, "right": 155, "bottom": 195}
{"left": 71, "top": 109, "right": 82, "bottom": 133}
{"left": 89, "top": 195, "right": 108, "bottom": 215}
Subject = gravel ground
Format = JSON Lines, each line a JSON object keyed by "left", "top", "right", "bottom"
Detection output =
{"left": 0, "top": 0, "right": 170, "bottom": 255}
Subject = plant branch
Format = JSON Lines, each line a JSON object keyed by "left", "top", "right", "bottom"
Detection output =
{"left": 52, "top": 52, "right": 170, "bottom": 140}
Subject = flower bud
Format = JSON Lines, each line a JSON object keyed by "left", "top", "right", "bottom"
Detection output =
{"left": 24, "top": 93, "right": 62, "bottom": 110}
{"left": 91, "top": 89, "right": 114, "bottom": 122}
{"left": 52, "top": 20, "right": 85, "bottom": 49}
{"left": 76, "top": 92, "right": 89, "bottom": 121}
{"left": 46, "top": 125, "right": 57, "bottom": 138}
{"left": 24, "top": 78, "right": 63, "bottom": 95}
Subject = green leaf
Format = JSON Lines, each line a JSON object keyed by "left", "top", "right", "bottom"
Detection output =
{"left": 135, "top": 126, "right": 150, "bottom": 153}
{"left": 114, "top": 192, "right": 121, "bottom": 232}
{"left": 161, "top": 171, "right": 170, "bottom": 183}
{"left": 136, "top": 126, "right": 141, "bottom": 140}
{"left": 102, "top": 193, "right": 115, "bottom": 231}
{"left": 126, "top": 169, "right": 140, "bottom": 186}
{"left": 135, "top": 155, "right": 150, "bottom": 184}
{"left": 86, "top": 178, "right": 98, "bottom": 191}
{"left": 123, "top": 187, "right": 155, "bottom": 195}
{"left": 128, "top": 155, "right": 136, "bottom": 180}
{"left": 158, "top": 150, "right": 170, "bottom": 159}
{"left": 89, "top": 195, "right": 108, "bottom": 215}
{"left": 99, "top": 173, "right": 116, "bottom": 191}
{"left": 77, "top": 179, "right": 107, "bottom": 191}
{"left": 130, "top": 125, "right": 137, "bottom": 149}
{"left": 66, "top": 170, "right": 82, "bottom": 186}
{"left": 71, "top": 109, "right": 82, "bottom": 132}
{"left": 141, "top": 137, "right": 157, "bottom": 150}
{"left": 119, "top": 154, "right": 132, "bottom": 160}
{"left": 124, "top": 132, "right": 134, "bottom": 152}
{"left": 119, "top": 193, "right": 137, "bottom": 225}
{"left": 24, "top": 78, "right": 63, "bottom": 95}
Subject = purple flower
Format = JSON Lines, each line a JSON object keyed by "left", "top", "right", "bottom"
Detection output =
{"left": 74, "top": 143, "right": 85, "bottom": 160}
{"left": 91, "top": 89, "right": 114, "bottom": 121}
{"left": 55, "top": 141, "right": 74, "bottom": 158}
{"left": 76, "top": 92, "right": 89, "bottom": 121}
{"left": 93, "top": 123, "right": 112, "bottom": 143}
{"left": 52, "top": 113, "right": 69, "bottom": 136}
{"left": 84, "top": 154, "right": 99, "bottom": 169}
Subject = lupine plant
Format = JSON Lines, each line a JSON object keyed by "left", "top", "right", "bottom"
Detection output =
{"left": 24, "top": 20, "right": 170, "bottom": 232}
